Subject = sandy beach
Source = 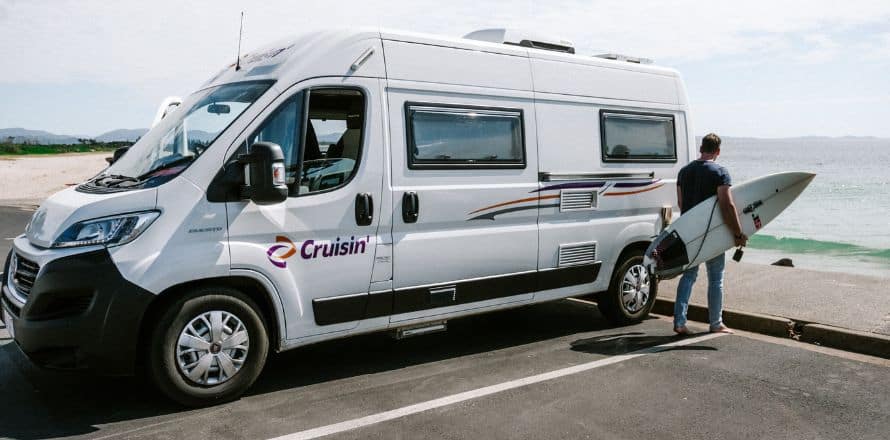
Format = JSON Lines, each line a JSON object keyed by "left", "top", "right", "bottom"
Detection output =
{"left": 0, "top": 153, "right": 108, "bottom": 205}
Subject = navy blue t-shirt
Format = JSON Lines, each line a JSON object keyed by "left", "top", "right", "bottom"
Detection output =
{"left": 677, "top": 160, "right": 732, "bottom": 213}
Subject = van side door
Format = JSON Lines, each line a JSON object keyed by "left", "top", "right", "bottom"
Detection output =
{"left": 225, "top": 78, "right": 386, "bottom": 341}
{"left": 386, "top": 87, "right": 540, "bottom": 323}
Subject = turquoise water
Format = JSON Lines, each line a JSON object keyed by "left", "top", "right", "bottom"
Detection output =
{"left": 717, "top": 137, "right": 890, "bottom": 278}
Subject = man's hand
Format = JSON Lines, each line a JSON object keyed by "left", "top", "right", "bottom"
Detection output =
{"left": 717, "top": 185, "right": 748, "bottom": 247}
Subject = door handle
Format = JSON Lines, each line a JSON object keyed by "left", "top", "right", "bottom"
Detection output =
{"left": 355, "top": 193, "right": 373, "bottom": 226}
{"left": 402, "top": 191, "right": 419, "bottom": 223}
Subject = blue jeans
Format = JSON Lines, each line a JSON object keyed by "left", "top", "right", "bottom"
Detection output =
{"left": 674, "top": 253, "right": 725, "bottom": 330}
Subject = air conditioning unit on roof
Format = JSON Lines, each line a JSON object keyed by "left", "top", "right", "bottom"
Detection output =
{"left": 463, "top": 28, "right": 575, "bottom": 54}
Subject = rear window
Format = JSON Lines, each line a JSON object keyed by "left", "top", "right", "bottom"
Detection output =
{"left": 601, "top": 111, "right": 676, "bottom": 162}
{"left": 406, "top": 104, "right": 525, "bottom": 169}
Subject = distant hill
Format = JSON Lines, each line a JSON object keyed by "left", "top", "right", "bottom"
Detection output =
{"left": 317, "top": 131, "right": 342, "bottom": 145}
{"left": 96, "top": 128, "right": 148, "bottom": 143}
{"left": 0, "top": 128, "right": 82, "bottom": 145}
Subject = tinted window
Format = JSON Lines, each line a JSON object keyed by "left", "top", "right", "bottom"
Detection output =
{"left": 601, "top": 111, "right": 676, "bottom": 162}
{"left": 246, "top": 88, "right": 365, "bottom": 196}
{"left": 300, "top": 89, "right": 365, "bottom": 194}
{"left": 407, "top": 105, "right": 524, "bottom": 168}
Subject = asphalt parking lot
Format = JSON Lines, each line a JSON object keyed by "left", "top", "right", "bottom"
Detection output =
{"left": 1, "top": 298, "right": 888, "bottom": 440}
{"left": 2, "top": 205, "right": 889, "bottom": 439}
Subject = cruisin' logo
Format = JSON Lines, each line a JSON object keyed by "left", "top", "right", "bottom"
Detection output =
{"left": 267, "top": 236, "right": 298, "bottom": 268}
{"left": 267, "top": 235, "right": 370, "bottom": 268}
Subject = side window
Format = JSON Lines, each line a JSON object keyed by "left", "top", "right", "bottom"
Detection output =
{"left": 300, "top": 89, "right": 365, "bottom": 194}
{"left": 247, "top": 93, "right": 304, "bottom": 195}
{"left": 247, "top": 88, "right": 365, "bottom": 196}
{"left": 600, "top": 111, "right": 676, "bottom": 162}
{"left": 406, "top": 104, "right": 525, "bottom": 169}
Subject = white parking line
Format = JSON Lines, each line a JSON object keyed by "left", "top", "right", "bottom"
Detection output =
{"left": 269, "top": 332, "right": 725, "bottom": 440}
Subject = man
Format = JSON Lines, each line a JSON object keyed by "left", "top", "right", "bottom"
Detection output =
{"left": 674, "top": 133, "right": 747, "bottom": 335}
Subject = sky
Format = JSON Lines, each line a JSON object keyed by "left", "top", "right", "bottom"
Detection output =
{"left": 1, "top": 0, "right": 889, "bottom": 138}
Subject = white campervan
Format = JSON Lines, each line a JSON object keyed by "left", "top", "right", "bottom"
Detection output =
{"left": 2, "top": 28, "right": 693, "bottom": 405}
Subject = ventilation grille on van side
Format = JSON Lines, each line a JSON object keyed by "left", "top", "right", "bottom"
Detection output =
{"left": 560, "top": 190, "right": 597, "bottom": 211}
{"left": 558, "top": 242, "right": 597, "bottom": 267}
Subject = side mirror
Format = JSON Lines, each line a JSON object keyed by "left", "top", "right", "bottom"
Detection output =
{"left": 238, "top": 142, "right": 288, "bottom": 205}
{"left": 106, "top": 146, "right": 131, "bottom": 165}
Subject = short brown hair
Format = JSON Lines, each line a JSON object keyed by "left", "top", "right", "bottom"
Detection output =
{"left": 700, "top": 133, "right": 722, "bottom": 153}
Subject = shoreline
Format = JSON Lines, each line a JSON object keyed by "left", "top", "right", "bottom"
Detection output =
{"left": 739, "top": 247, "right": 889, "bottom": 279}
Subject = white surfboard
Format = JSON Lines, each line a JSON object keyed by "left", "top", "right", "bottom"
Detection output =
{"left": 644, "top": 171, "right": 816, "bottom": 279}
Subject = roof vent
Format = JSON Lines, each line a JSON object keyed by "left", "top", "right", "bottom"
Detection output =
{"left": 463, "top": 28, "right": 575, "bottom": 54}
{"left": 593, "top": 53, "right": 653, "bottom": 64}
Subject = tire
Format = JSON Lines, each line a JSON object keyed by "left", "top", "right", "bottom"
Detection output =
{"left": 598, "top": 250, "right": 657, "bottom": 325}
{"left": 148, "top": 286, "right": 269, "bottom": 407}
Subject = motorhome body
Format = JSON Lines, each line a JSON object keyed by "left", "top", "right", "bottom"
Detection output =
{"left": 2, "top": 28, "right": 694, "bottom": 405}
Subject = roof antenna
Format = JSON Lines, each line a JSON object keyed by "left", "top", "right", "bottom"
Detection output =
{"left": 235, "top": 11, "right": 244, "bottom": 71}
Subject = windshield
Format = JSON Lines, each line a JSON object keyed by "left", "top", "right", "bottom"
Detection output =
{"left": 100, "top": 81, "right": 273, "bottom": 187}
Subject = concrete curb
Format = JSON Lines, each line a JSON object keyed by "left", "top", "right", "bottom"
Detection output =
{"left": 799, "top": 324, "right": 890, "bottom": 359}
{"left": 653, "top": 298, "right": 792, "bottom": 338}
{"left": 652, "top": 298, "right": 889, "bottom": 359}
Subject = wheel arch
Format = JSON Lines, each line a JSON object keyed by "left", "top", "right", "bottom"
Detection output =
{"left": 137, "top": 272, "right": 287, "bottom": 369}
{"left": 607, "top": 221, "right": 656, "bottom": 279}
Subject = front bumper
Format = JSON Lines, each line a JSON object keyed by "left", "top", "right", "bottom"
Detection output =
{"left": 2, "top": 247, "right": 154, "bottom": 375}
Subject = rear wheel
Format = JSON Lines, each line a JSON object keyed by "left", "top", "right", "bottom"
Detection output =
{"left": 598, "top": 250, "right": 657, "bottom": 325}
{"left": 148, "top": 287, "right": 269, "bottom": 407}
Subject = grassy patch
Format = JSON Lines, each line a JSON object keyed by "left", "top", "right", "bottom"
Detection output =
{"left": 0, "top": 143, "right": 123, "bottom": 155}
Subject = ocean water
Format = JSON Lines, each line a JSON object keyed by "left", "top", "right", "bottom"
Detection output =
{"left": 715, "top": 137, "right": 890, "bottom": 278}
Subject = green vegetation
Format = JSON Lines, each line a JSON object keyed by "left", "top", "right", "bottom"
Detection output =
{"left": 0, "top": 137, "right": 129, "bottom": 155}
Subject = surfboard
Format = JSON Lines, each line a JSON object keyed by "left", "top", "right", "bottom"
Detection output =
{"left": 644, "top": 171, "right": 816, "bottom": 279}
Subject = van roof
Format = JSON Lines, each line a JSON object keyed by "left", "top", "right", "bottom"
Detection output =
{"left": 202, "top": 28, "right": 681, "bottom": 96}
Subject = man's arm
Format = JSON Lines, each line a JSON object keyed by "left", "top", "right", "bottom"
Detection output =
{"left": 676, "top": 185, "right": 683, "bottom": 213}
{"left": 717, "top": 185, "right": 747, "bottom": 246}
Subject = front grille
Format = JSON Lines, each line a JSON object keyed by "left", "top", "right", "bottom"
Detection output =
{"left": 11, "top": 253, "right": 40, "bottom": 300}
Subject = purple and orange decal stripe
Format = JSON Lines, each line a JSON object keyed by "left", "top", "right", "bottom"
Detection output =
{"left": 611, "top": 178, "right": 661, "bottom": 188}
{"left": 602, "top": 183, "right": 665, "bottom": 196}
{"left": 468, "top": 194, "right": 560, "bottom": 216}
{"left": 467, "top": 179, "right": 666, "bottom": 220}
{"left": 531, "top": 181, "right": 606, "bottom": 193}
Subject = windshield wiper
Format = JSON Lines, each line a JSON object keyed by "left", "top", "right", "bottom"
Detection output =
{"left": 139, "top": 156, "right": 195, "bottom": 180}
{"left": 95, "top": 174, "right": 140, "bottom": 188}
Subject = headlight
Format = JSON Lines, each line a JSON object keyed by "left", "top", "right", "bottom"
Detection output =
{"left": 52, "top": 211, "right": 160, "bottom": 248}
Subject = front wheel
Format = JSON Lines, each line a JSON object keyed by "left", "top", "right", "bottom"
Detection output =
{"left": 147, "top": 287, "right": 269, "bottom": 407}
{"left": 598, "top": 251, "right": 657, "bottom": 325}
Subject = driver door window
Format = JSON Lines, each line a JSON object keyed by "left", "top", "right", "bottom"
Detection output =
{"left": 247, "top": 88, "right": 365, "bottom": 196}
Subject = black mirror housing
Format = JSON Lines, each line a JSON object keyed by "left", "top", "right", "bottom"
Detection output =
{"left": 238, "top": 141, "right": 288, "bottom": 205}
